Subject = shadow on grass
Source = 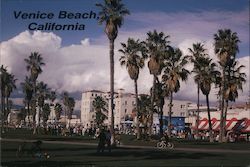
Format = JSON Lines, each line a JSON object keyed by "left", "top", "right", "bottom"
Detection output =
{"left": 1, "top": 160, "right": 95, "bottom": 167}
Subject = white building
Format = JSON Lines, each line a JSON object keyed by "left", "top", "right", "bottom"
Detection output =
{"left": 81, "top": 89, "right": 136, "bottom": 129}
{"left": 81, "top": 89, "right": 200, "bottom": 129}
{"left": 163, "top": 99, "right": 191, "bottom": 117}
{"left": 81, "top": 90, "right": 106, "bottom": 128}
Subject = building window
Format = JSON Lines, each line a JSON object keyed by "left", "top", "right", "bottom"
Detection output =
{"left": 125, "top": 109, "right": 127, "bottom": 113}
{"left": 92, "top": 93, "right": 93, "bottom": 97}
{"left": 125, "top": 101, "right": 127, "bottom": 105}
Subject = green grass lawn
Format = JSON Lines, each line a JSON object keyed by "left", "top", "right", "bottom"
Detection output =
{"left": 1, "top": 140, "right": 250, "bottom": 167}
{"left": 2, "top": 128, "right": 250, "bottom": 150}
{"left": 1, "top": 128, "right": 250, "bottom": 166}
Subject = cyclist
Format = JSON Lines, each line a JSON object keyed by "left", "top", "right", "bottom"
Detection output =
{"left": 161, "top": 132, "right": 169, "bottom": 144}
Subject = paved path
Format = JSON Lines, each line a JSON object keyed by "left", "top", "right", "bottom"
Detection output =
{"left": 1, "top": 138, "right": 250, "bottom": 154}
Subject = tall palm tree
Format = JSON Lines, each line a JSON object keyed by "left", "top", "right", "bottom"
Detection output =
{"left": 96, "top": 0, "right": 130, "bottom": 144}
{"left": 21, "top": 76, "right": 34, "bottom": 124}
{"left": 188, "top": 43, "right": 207, "bottom": 138}
{"left": 223, "top": 61, "right": 246, "bottom": 137}
{"left": 119, "top": 38, "right": 147, "bottom": 139}
{"left": 214, "top": 29, "right": 240, "bottom": 142}
{"left": 145, "top": 30, "right": 170, "bottom": 136}
{"left": 162, "top": 46, "right": 189, "bottom": 137}
{"left": 199, "top": 57, "right": 220, "bottom": 142}
{"left": 93, "top": 96, "right": 108, "bottom": 128}
{"left": 24, "top": 52, "right": 45, "bottom": 133}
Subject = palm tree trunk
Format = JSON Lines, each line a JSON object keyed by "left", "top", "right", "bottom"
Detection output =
{"left": 149, "top": 75, "right": 156, "bottom": 136}
{"left": 168, "top": 91, "right": 173, "bottom": 137}
{"left": 1, "top": 94, "right": 5, "bottom": 133}
{"left": 109, "top": 38, "right": 115, "bottom": 145}
{"left": 219, "top": 71, "right": 225, "bottom": 142}
{"left": 159, "top": 105, "right": 163, "bottom": 137}
{"left": 33, "top": 80, "right": 37, "bottom": 134}
{"left": 134, "top": 79, "right": 140, "bottom": 139}
{"left": 223, "top": 100, "right": 229, "bottom": 142}
{"left": 195, "top": 83, "right": 200, "bottom": 138}
{"left": 6, "top": 96, "right": 9, "bottom": 119}
{"left": 27, "top": 101, "right": 30, "bottom": 126}
{"left": 206, "top": 94, "right": 213, "bottom": 142}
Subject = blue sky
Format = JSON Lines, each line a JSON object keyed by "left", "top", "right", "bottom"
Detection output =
{"left": 1, "top": 0, "right": 249, "bottom": 108}
{"left": 1, "top": 0, "right": 249, "bottom": 55}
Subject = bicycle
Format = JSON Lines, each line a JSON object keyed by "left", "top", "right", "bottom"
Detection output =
{"left": 156, "top": 140, "right": 174, "bottom": 150}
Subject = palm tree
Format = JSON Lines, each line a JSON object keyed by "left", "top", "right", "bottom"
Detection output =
{"left": 223, "top": 61, "right": 246, "bottom": 137}
{"left": 145, "top": 30, "right": 170, "bottom": 136}
{"left": 1, "top": 65, "right": 8, "bottom": 118}
{"left": 24, "top": 52, "right": 45, "bottom": 133}
{"left": 188, "top": 43, "right": 207, "bottom": 138}
{"left": 54, "top": 103, "right": 63, "bottom": 121}
{"left": 21, "top": 76, "right": 34, "bottom": 124}
{"left": 0, "top": 66, "right": 17, "bottom": 127}
{"left": 153, "top": 81, "right": 168, "bottom": 137}
{"left": 199, "top": 57, "right": 220, "bottom": 142}
{"left": 37, "top": 81, "right": 51, "bottom": 131}
{"left": 67, "top": 97, "right": 75, "bottom": 127}
{"left": 42, "top": 103, "right": 51, "bottom": 128}
{"left": 214, "top": 29, "right": 240, "bottom": 142}
{"left": 93, "top": 96, "right": 108, "bottom": 128}
{"left": 138, "top": 94, "right": 151, "bottom": 139}
{"left": 119, "top": 38, "right": 147, "bottom": 139}
{"left": 62, "top": 92, "right": 75, "bottom": 128}
{"left": 162, "top": 46, "right": 189, "bottom": 137}
{"left": 96, "top": 0, "right": 130, "bottom": 144}
{"left": 4, "top": 73, "right": 17, "bottom": 114}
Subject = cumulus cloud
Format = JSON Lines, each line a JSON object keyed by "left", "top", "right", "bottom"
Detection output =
{"left": 1, "top": 8, "right": 249, "bottom": 110}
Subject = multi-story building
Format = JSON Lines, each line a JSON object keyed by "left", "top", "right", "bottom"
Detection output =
{"left": 81, "top": 89, "right": 194, "bottom": 131}
{"left": 81, "top": 89, "right": 136, "bottom": 128}
{"left": 81, "top": 90, "right": 106, "bottom": 128}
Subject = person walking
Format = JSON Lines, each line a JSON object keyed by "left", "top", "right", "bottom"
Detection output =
{"left": 97, "top": 129, "right": 106, "bottom": 153}
{"left": 105, "top": 130, "right": 111, "bottom": 152}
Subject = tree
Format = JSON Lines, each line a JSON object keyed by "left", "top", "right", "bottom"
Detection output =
{"left": 137, "top": 94, "right": 151, "bottom": 139}
{"left": 223, "top": 61, "right": 246, "bottom": 139}
{"left": 154, "top": 81, "right": 168, "bottom": 137}
{"left": 37, "top": 81, "right": 51, "bottom": 129}
{"left": 54, "top": 103, "right": 63, "bottom": 121}
{"left": 93, "top": 96, "right": 108, "bottom": 128}
{"left": 145, "top": 30, "right": 170, "bottom": 136}
{"left": 61, "top": 92, "right": 75, "bottom": 128}
{"left": 0, "top": 65, "right": 17, "bottom": 133}
{"left": 96, "top": 0, "right": 130, "bottom": 144}
{"left": 162, "top": 46, "right": 189, "bottom": 137}
{"left": 188, "top": 43, "right": 207, "bottom": 138}
{"left": 214, "top": 29, "right": 240, "bottom": 142}
{"left": 4, "top": 73, "right": 17, "bottom": 114}
{"left": 199, "top": 57, "right": 220, "bottom": 142}
{"left": 42, "top": 103, "right": 51, "bottom": 128}
{"left": 1, "top": 65, "right": 8, "bottom": 120}
{"left": 24, "top": 52, "right": 45, "bottom": 134}
{"left": 119, "top": 38, "right": 147, "bottom": 139}
{"left": 21, "top": 76, "right": 33, "bottom": 124}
